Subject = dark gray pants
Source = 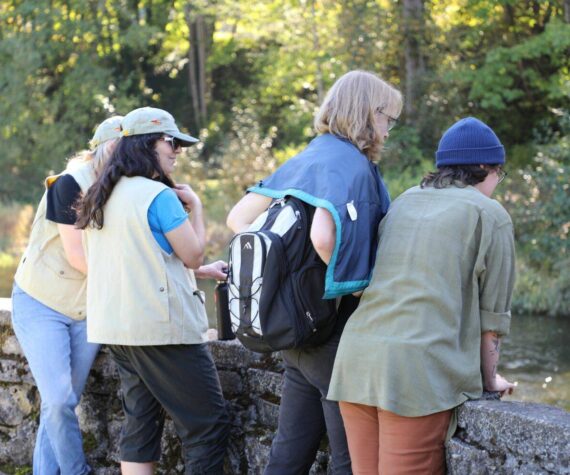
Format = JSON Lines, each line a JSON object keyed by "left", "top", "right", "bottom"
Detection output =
{"left": 109, "top": 343, "right": 229, "bottom": 475}
{"left": 264, "top": 296, "right": 359, "bottom": 475}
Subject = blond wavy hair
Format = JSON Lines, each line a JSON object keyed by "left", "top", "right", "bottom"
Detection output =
{"left": 314, "top": 70, "right": 403, "bottom": 161}
{"left": 66, "top": 139, "right": 118, "bottom": 176}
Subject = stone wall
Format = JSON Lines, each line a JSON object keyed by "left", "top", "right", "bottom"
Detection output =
{"left": 1, "top": 299, "right": 569, "bottom": 474}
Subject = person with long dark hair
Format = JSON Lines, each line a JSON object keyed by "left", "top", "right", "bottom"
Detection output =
{"left": 329, "top": 117, "right": 516, "bottom": 474}
{"left": 227, "top": 71, "right": 403, "bottom": 474}
{"left": 76, "top": 107, "right": 229, "bottom": 475}
{"left": 12, "top": 116, "right": 122, "bottom": 474}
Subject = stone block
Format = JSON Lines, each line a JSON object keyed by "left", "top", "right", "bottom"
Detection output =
{"left": 0, "top": 358, "right": 34, "bottom": 384}
{"left": 447, "top": 438, "right": 493, "bottom": 475}
{"left": 0, "top": 384, "right": 38, "bottom": 426}
{"left": 309, "top": 451, "right": 329, "bottom": 475}
{"left": 218, "top": 370, "right": 244, "bottom": 397}
{"left": 93, "top": 468, "right": 120, "bottom": 475}
{"left": 1, "top": 335, "right": 23, "bottom": 357}
{"left": 457, "top": 400, "right": 570, "bottom": 472}
{"left": 225, "top": 423, "right": 247, "bottom": 474}
{"left": 157, "top": 418, "right": 184, "bottom": 474}
{"left": 247, "top": 368, "right": 283, "bottom": 399}
{"left": 244, "top": 432, "right": 273, "bottom": 475}
{"left": 0, "top": 417, "right": 36, "bottom": 466}
{"left": 209, "top": 339, "right": 263, "bottom": 369}
{"left": 77, "top": 392, "right": 113, "bottom": 461}
{"left": 85, "top": 350, "right": 120, "bottom": 395}
{"left": 255, "top": 398, "right": 280, "bottom": 429}
{"left": 0, "top": 299, "right": 12, "bottom": 327}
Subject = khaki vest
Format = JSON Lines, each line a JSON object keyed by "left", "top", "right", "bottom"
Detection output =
{"left": 14, "top": 162, "right": 96, "bottom": 320}
{"left": 85, "top": 176, "right": 209, "bottom": 345}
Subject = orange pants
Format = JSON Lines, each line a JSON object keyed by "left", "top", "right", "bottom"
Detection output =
{"left": 339, "top": 401, "right": 452, "bottom": 475}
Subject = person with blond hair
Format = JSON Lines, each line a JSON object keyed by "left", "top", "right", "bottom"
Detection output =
{"left": 328, "top": 117, "right": 516, "bottom": 474}
{"left": 12, "top": 116, "right": 122, "bottom": 475}
{"left": 227, "top": 70, "right": 402, "bottom": 474}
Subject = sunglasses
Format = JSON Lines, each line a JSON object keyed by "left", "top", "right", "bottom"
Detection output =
{"left": 162, "top": 136, "right": 182, "bottom": 151}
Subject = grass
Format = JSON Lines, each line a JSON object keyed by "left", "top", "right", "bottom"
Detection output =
{"left": 0, "top": 464, "right": 32, "bottom": 475}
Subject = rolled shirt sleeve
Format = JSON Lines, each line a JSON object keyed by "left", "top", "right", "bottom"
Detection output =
{"left": 479, "top": 221, "right": 516, "bottom": 336}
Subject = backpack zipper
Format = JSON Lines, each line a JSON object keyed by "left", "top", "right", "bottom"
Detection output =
{"left": 305, "top": 311, "right": 317, "bottom": 332}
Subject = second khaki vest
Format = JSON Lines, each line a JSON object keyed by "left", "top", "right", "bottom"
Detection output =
{"left": 14, "top": 162, "right": 96, "bottom": 320}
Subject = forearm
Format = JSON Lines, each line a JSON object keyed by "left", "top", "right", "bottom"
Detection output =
{"left": 481, "top": 331, "right": 501, "bottom": 390}
{"left": 189, "top": 203, "right": 206, "bottom": 251}
{"left": 58, "top": 224, "right": 87, "bottom": 275}
{"left": 66, "top": 250, "right": 87, "bottom": 274}
{"left": 194, "top": 260, "right": 227, "bottom": 280}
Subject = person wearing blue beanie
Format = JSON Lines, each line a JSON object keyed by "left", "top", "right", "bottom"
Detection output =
{"left": 419, "top": 117, "right": 508, "bottom": 193}
{"left": 329, "top": 117, "right": 515, "bottom": 474}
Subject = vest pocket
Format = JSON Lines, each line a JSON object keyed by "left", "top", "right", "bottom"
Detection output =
{"left": 187, "top": 287, "right": 209, "bottom": 334}
{"left": 39, "top": 249, "right": 84, "bottom": 281}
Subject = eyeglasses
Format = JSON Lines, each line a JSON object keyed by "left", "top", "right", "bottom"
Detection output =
{"left": 496, "top": 168, "right": 508, "bottom": 184}
{"left": 162, "top": 136, "right": 182, "bottom": 151}
{"left": 375, "top": 109, "right": 398, "bottom": 131}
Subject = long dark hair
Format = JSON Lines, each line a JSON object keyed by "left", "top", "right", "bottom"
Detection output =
{"left": 76, "top": 133, "right": 175, "bottom": 229}
{"left": 420, "top": 164, "right": 500, "bottom": 189}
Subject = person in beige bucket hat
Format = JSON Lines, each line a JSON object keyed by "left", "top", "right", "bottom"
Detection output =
{"left": 11, "top": 116, "right": 123, "bottom": 474}
{"left": 77, "top": 107, "right": 229, "bottom": 474}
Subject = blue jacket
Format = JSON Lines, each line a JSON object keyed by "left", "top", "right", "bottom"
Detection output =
{"left": 248, "top": 133, "right": 390, "bottom": 298}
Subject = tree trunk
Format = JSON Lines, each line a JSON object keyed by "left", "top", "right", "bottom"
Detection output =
{"left": 565, "top": 0, "right": 570, "bottom": 23}
{"left": 185, "top": 6, "right": 201, "bottom": 129}
{"left": 196, "top": 15, "right": 207, "bottom": 121}
{"left": 310, "top": 0, "right": 324, "bottom": 103}
{"left": 401, "top": 0, "right": 426, "bottom": 124}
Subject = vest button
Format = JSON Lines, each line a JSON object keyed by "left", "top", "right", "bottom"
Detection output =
{"left": 159, "top": 287, "right": 165, "bottom": 292}
{"left": 59, "top": 271, "right": 64, "bottom": 275}
{"left": 78, "top": 311, "right": 82, "bottom": 315}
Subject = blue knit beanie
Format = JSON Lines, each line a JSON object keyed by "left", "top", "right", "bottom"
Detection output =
{"left": 436, "top": 117, "right": 505, "bottom": 168}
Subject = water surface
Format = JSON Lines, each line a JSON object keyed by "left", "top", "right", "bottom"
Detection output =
{"left": 500, "top": 314, "right": 570, "bottom": 411}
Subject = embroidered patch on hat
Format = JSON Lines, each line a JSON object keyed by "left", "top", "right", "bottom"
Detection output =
{"left": 151, "top": 119, "right": 161, "bottom": 124}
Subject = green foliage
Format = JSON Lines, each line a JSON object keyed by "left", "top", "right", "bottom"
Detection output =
{"left": 468, "top": 20, "right": 570, "bottom": 112}
{"left": 503, "top": 112, "right": 570, "bottom": 316}
{"left": 0, "top": 0, "right": 568, "bottom": 316}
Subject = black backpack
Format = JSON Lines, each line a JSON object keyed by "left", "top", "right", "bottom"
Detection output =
{"left": 227, "top": 196, "right": 338, "bottom": 353}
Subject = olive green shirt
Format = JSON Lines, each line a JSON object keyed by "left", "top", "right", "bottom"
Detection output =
{"left": 328, "top": 185, "right": 515, "bottom": 416}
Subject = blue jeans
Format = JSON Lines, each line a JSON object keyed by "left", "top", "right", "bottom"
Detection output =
{"left": 11, "top": 284, "right": 100, "bottom": 475}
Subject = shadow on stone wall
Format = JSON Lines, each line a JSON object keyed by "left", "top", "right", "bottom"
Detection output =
{"left": 1, "top": 300, "right": 569, "bottom": 474}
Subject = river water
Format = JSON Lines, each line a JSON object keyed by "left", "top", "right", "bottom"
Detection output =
{"left": 500, "top": 314, "right": 570, "bottom": 411}
{"left": 201, "top": 282, "right": 569, "bottom": 412}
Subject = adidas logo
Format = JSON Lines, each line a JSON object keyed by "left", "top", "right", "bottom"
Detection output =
{"left": 243, "top": 242, "right": 253, "bottom": 250}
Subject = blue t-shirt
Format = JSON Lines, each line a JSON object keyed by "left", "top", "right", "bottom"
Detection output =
{"left": 147, "top": 189, "right": 188, "bottom": 253}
